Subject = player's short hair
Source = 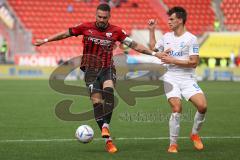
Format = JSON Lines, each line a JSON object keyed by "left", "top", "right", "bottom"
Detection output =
{"left": 97, "top": 3, "right": 111, "bottom": 12}
{"left": 167, "top": 6, "right": 187, "bottom": 25}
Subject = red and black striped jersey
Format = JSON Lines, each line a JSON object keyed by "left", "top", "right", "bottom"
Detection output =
{"left": 69, "top": 22, "right": 127, "bottom": 69}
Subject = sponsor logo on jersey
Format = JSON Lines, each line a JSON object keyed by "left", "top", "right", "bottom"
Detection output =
{"left": 87, "top": 36, "right": 112, "bottom": 46}
{"left": 169, "top": 50, "right": 183, "bottom": 57}
{"left": 106, "top": 32, "right": 112, "bottom": 38}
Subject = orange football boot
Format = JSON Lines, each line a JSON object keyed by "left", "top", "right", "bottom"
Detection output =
{"left": 101, "top": 127, "right": 110, "bottom": 138}
{"left": 106, "top": 140, "right": 118, "bottom": 153}
{"left": 168, "top": 144, "right": 178, "bottom": 153}
{"left": 190, "top": 134, "right": 204, "bottom": 150}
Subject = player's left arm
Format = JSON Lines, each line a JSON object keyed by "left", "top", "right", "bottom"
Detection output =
{"left": 118, "top": 28, "right": 167, "bottom": 59}
{"left": 122, "top": 37, "right": 168, "bottom": 59}
{"left": 161, "top": 55, "right": 199, "bottom": 68}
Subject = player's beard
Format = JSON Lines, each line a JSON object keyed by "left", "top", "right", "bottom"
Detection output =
{"left": 96, "top": 22, "right": 108, "bottom": 30}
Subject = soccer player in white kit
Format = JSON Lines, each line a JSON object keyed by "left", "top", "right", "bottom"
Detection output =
{"left": 148, "top": 6, "right": 207, "bottom": 153}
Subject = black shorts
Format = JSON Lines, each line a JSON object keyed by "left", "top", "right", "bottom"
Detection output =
{"left": 83, "top": 67, "right": 116, "bottom": 95}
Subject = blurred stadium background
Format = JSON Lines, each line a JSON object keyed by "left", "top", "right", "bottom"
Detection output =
{"left": 1, "top": 0, "right": 240, "bottom": 160}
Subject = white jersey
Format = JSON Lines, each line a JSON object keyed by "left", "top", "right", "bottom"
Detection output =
{"left": 155, "top": 31, "right": 199, "bottom": 75}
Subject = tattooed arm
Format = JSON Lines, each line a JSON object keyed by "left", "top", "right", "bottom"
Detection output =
{"left": 122, "top": 37, "right": 170, "bottom": 59}
{"left": 129, "top": 41, "right": 154, "bottom": 55}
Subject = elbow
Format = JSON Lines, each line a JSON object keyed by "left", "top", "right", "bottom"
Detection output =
{"left": 188, "top": 60, "right": 198, "bottom": 68}
{"left": 149, "top": 41, "right": 156, "bottom": 50}
{"left": 191, "top": 62, "right": 198, "bottom": 68}
{"left": 149, "top": 45, "right": 155, "bottom": 50}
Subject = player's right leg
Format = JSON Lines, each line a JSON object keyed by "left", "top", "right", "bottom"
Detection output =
{"left": 167, "top": 97, "right": 182, "bottom": 153}
{"left": 164, "top": 76, "right": 182, "bottom": 153}
{"left": 84, "top": 68, "right": 105, "bottom": 130}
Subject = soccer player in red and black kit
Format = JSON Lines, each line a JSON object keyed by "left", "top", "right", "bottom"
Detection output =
{"left": 34, "top": 3, "right": 166, "bottom": 153}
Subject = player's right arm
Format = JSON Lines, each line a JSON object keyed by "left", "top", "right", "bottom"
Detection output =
{"left": 148, "top": 19, "right": 157, "bottom": 51}
{"left": 147, "top": 19, "right": 168, "bottom": 57}
{"left": 34, "top": 30, "right": 72, "bottom": 46}
{"left": 34, "top": 23, "right": 84, "bottom": 46}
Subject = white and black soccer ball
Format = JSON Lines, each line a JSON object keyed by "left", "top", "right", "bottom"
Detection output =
{"left": 75, "top": 125, "right": 94, "bottom": 143}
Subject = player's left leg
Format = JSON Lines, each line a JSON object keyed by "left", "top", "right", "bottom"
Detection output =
{"left": 90, "top": 93, "right": 104, "bottom": 130}
{"left": 103, "top": 81, "right": 114, "bottom": 126}
{"left": 102, "top": 79, "right": 117, "bottom": 153}
{"left": 182, "top": 79, "right": 207, "bottom": 150}
{"left": 189, "top": 93, "right": 207, "bottom": 150}
{"left": 101, "top": 68, "right": 117, "bottom": 153}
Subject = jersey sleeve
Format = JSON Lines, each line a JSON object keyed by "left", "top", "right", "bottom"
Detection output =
{"left": 189, "top": 37, "right": 199, "bottom": 56}
{"left": 69, "top": 23, "right": 85, "bottom": 37}
{"left": 155, "top": 38, "right": 164, "bottom": 52}
{"left": 117, "top": 28, "right": 128, "bottom": 42}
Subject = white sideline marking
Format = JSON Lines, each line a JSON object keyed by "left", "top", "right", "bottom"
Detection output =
{"left": 1, "top": 136, "right": 240, "bottom": 143}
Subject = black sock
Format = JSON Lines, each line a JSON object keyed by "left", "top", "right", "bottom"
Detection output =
{"left": 103, "top": 87, "right": 114, "bottom": 124}
{"left": 93, "top": 103, "right": 104, "bottom": 130}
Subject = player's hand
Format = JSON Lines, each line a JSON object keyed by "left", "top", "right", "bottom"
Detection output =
{"left": 155, "top": 48, "right": 171, "bottom": 59}
{"left": 161, "top": 54, "right": 175, "bottom": 64}
{"left": 148, "top": 19, "right": 157, "bottom": 30}
{"left": 34, "top": 39, "right": 46, "bottom": 46}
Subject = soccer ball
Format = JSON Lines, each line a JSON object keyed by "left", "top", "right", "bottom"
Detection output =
{"left": 75, "top": 125, "right": 94, "bottom": 143}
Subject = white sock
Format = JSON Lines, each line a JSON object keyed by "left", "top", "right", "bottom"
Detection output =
{"left": 105, "top": 137, "right": 112, "bottom": 143}
{"left": 102, "top": 123, "right": 109, "bottom": 129}
{"left": 192, "top": 111, "right": 205, "bottom": 135}
{"left": 169, "top": 112, "right": 181, "bottom": 145}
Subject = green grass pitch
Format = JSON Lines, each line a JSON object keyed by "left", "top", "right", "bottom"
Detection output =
{"left": 0, "top": 80, "right": 240, "bottom": 160}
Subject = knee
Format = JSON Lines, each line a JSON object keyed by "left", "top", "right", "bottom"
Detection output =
{"left": 91, "top": 96, "right": 102, "bottom": 104}
{"left": 103, "top": 87, "right": 114, "bottom": 96}
{"left": 103, "top": 87, "right": 114, "bottom": 101}
{"left": 197, "top": 102, "right": 207, "bottom": 114}
{"left": 169, "top": 98, "right": 182, "bottom": 113}
{"left": 171, "top": 104, "right": 182, "bottom": 113}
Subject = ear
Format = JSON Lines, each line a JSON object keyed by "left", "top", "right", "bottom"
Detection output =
{"left": 178, "top": 18, "right": 183, "bottom": 24}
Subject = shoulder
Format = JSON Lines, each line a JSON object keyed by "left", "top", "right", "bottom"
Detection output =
{"left": 109, "top": 24, "right": 128, "bottom": 37}
{"left": 163, "top": 32, "right": 173, "bottom": 39}
{"left": 185, "top": 32, "right": 197, "bottom": 41}
{"left": 109, "top": 24, "right": 125, "bottom": 33}
{"left": 72, "top": 22, "right": 95, "bottom": 29}
{"left": 109, "top": 24, "right": 121, "bottom": 30}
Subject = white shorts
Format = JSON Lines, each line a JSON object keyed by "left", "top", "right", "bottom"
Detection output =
{"left": 163, "top": 73, "right": 203, "bottom": 101}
